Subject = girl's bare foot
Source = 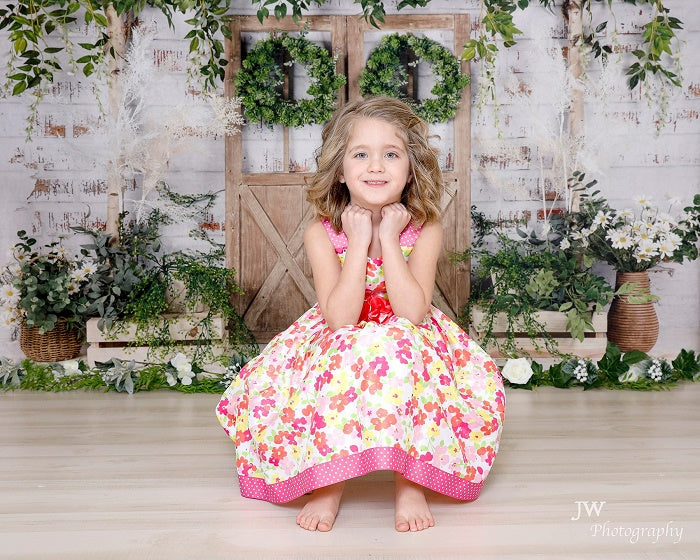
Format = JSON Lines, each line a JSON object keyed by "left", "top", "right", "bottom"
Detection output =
{"left": 296, "top": 481, "right": 345, "bottom": 532}
{"left": 394, "top": 473, "right": 435, "bottom": 532}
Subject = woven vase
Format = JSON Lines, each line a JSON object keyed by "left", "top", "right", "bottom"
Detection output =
{"left": 607, "top": 271, "right": 659, "bottom": 353}
{"left": 20, "top": 319, "right": 82, "bottom": 362}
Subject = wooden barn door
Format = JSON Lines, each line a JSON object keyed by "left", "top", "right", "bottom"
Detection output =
{"left": 225, "top": 14, "right": 470, "bottom": 342}
{"left": 225, "top": 16, "right": 347, "bottom": 342}
{"left": 346, "top": 14, "right": 472, "bottom": 322}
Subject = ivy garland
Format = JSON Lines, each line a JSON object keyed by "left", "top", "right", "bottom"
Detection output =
{"left": 235, "top": 33, "right": 346, "bottom": 128}
{"left": 358, "top": 33, "right": 470, "bottom": 123}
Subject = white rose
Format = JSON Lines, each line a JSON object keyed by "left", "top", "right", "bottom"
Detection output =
{"left": 178, "top": 369, "right": 196, "bottom": 386}
{"left": 170, "top": 352, "right": 192, "bottom": 374}
{"left": 501, "top": 358, "right": 534, "bottom": 385}
{"left": 63, "top": 360, "right": 81, "bottom": 376}
{"left": 165, "top": 370, "right": 178, "bottom": 386}
{"left": 618, "top": 364, "right": 643, "bottom": 383}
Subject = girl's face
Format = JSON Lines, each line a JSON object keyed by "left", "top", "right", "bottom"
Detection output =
{"left": 339, "top": 118, "right": 410, "bottom": 212}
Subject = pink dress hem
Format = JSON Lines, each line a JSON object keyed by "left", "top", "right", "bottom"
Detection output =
{"left": 238, "top": 446, "right": 483, "bottom": 504}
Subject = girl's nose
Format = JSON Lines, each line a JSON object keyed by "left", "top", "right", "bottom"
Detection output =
{"left": 367, "top": 154, "right": 384, "bottom": 172}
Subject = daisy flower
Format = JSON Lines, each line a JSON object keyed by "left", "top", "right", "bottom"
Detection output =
{"left": 606, "top": 229, "right": 634, "bottom": 250}
{"left": 0, "top": 284, "right": 19, "bottom": 302}
{"left": 634, "top": 239, "right": 658, "bottom": 262}
{"left": 618, "top": 208, "right": 634, "bottom": 221}
{"left": 77, "top": 260, "right": 97, "bottom": 278}
{"left": 592, "top": 210, "right": 612, "bottom": 229}
{"left": 656, "top": 238, "right": 677, "bottom": 259}
{"left": 635, "top": 194, "right": 653, "bottom": 207}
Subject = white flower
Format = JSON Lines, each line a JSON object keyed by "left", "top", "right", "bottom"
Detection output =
{"left": 634, "top": 239, "right": 658, "bottom": 262}
{"left": 656, "top": 237, "right": 678, "bottom": 259}
{"left": 665, "top": 194, "right": 682, "bottom": 206}
{"left": 664, "top": 231, "right": 682, "bottom": 247}
{"left": 178, "top": 369, "right": 195, "bottom": 385}
{"left": 607, "top": 229, "right": 634, "bottom": 250}
{"left": 559, "top": 238, "right": 571, "bottom": 250}
{"left": 618, "top": 209, "right": 634, "bottom": 221}
{"left": 0, "top": 284, "right": 19, "bottom": 303}
{"left": 501, "top": 358, "right": 534, "bottom": 385}
{"left": 170, "top": 352, "right": 195, "bottom": 386}
{"left": 592, "top": 211, "right": 612, "bottom": 229}
{"left": 71, "top": 269, "right": 87, "bottom": 282}
{"left": 165, "top": 370, "right": 178, "bottom": 386}
{"left": 62, "top": 360, "right": 81, "bottom": 375}
{"left": 1, "top": 309, "right": 19, "bottom": 328}
{"left": 654, "top": 220, "right": 672, "bottom": 233}
{"left": 13, "top": 247, "right": 28, "bottom": 263}
{"left": 78, "top": 260, "right": 97, "bottom": 277}
{"left": 635, "top": 226, "right": 655, "bottom": 242}
{"left": 618, "top": 365, "right": 642, "bottom": 383}
{"left": 171, "top": 352, "right": 191, "bottom": 372}
{"left": 66, "top": 282, "right": 80, "bottom": 295}
{"left": 635, "top": 194, "right": 652, "bottom": 208}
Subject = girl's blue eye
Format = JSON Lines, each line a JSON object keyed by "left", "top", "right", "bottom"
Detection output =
{"left": 385, "top": 152, "right": 398, "bottom": 159}
{"left": 354, "top": 152, "right": 367, "bottom": 159}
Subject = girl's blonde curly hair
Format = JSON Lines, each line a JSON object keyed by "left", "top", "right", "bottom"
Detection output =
{"left": 306, "top": 96, "right": 444, "bottom": 232}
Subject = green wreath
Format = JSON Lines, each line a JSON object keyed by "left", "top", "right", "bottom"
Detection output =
{"left": 358, "top": 33, "right": 470, "bottom": 123}
{"left": 234, "top": 33, "right": 346, "bottom": 128}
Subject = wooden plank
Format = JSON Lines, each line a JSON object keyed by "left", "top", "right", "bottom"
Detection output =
{"left": 239, "top": 187, "right": 317, "bottom": 304}
{"left": 86, "top": 316, "right": 226, "bottom": 344}
{"left": 471, "top": 308, "right": 608, "bottom": 334}
{"left": 346, "top": 16, "right": 364, "bottom": 100}
{"left": 235, "top": 15, "right": 333, "bottom": 32}
{"left": 331, "top": 16, "right": 348, "bottom": 106}
{"left": 86, "top": 344, "right": 230, "bottom": 372}
{"left": 348, "top": 14, "right": 457, "bottom": 32}
{"left": 245, "top": 205, "right": 314, "bottom": 325}
{"left": 242, "top": 173, "right": 311, "bottom": 186}
{"left": 470, "top": 331, "right": 609, "bottom": 359}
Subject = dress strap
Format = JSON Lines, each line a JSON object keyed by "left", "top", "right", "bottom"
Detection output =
{"left": 398, "top": 221, "right": 422, "bottom": 248}
{"left": 322, "top": 219, "right": 348, "bottom": 254}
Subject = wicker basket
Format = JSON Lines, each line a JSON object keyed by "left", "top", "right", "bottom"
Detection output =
{"left": 20, "top": 319, "right": 83, "bottom": 362}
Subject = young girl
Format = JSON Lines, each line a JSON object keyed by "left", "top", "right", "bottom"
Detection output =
{"left": 216, "top": 96, "right": 505, "bottom": 533}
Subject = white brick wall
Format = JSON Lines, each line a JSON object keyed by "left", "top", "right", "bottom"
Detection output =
{"left": 0, "top": 0, "right": 697, "bottom": 358}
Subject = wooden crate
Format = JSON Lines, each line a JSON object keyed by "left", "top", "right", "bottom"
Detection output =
{"left": 469, "top": 307, "right": 608, "bottom": 358}
{"left": 85, "top": 314, "right": 229, "bottom": 372}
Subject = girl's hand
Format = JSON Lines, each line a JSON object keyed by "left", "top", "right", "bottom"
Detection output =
{"left": 379, "top": 202, "right": 411, "bottom": 240}
{"left": 341, "top": 204, "right": 372, "bottom": 249}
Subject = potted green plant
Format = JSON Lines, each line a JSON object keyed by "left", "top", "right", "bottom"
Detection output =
{"left": 455, "top": 207, "right": 639, "bottom": 358}
{"left": 76, "top": 202, "right": 257, "bottom": 368}
{"left": 557, "top": 172, "right": 700, "bottom": 352}
{"left": 0, "top": 231, "right": 98, "bottom": 361}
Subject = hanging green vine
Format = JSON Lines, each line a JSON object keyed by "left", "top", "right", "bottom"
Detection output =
{"left": 0, "top": 0, "right": 233, "bottom": 96}
{"left": 461, "top": 0, "right": 683, "bottom": 92}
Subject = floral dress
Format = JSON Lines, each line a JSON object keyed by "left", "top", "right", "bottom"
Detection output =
{"left": 216, "top": 220, "right": 505, "bottom": 503}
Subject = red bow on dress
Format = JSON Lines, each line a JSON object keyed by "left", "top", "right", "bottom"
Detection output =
{"left": 359, "top": 289, "right": 394, "bottom": 324}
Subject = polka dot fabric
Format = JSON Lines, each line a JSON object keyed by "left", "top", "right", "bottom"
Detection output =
{"left": 322, "top": 219, "right": 422, "bottom": 253}
{"left": 216, "top": 220, "right": 506, "bottom": 504}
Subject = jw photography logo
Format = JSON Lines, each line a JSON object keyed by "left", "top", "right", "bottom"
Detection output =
{"left": 570, "top": 501, "right": 684, "bottom": 545}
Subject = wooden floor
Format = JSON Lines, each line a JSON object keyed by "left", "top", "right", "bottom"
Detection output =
{"left": 1, "top": 385, "right": 699, "bottom": 560}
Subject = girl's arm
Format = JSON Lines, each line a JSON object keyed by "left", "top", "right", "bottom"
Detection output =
{"left": 379, "top": 204, "right": 442, "bottom": 324}
{"left": 304, "top": 207, "right": 371, "bottom": 331}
